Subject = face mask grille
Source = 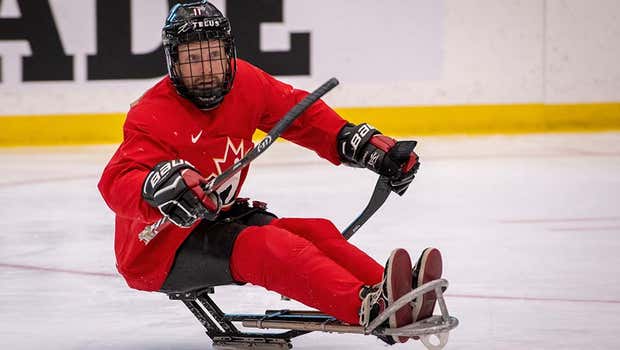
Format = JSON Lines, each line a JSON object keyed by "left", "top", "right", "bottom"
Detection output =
{"left": 164, "top": 20, "right": 237, "bottom": 109}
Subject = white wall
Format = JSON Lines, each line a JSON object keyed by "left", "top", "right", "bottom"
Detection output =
{"left": 0, "top": 0, "right": 618, "bottom": 116}
{"left": 545, "top": 0, "right": 620, "bottom": 103}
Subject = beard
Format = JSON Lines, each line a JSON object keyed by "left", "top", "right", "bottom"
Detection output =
{"left": 191, "top": 75, "right": 223, "bottom": 89}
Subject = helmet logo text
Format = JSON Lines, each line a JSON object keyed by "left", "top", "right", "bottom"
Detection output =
{"left": 178, "top": 19, "right": 222, "bottom": 33}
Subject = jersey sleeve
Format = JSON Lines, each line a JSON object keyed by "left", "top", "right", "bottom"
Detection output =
{"left": 253, "top": 68, "right": 348, "bottom": 165}
{"left": 97, "top": 105, "right": 175, "bottom": 224}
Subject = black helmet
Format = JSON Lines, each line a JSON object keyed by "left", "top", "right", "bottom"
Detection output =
{"left": 162, "top": 1, "right": 237, "bottom": 109}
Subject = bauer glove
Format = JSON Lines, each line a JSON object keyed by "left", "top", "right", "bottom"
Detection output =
{"left": 142, "top": 159, "right": 221, "bottom": 227}
{"left": 337, "top": 123, "right": 420, "bottom": 195}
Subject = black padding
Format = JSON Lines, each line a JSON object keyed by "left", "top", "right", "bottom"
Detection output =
{"left": 160, "top": 201, "right": 276, "bottom": 293}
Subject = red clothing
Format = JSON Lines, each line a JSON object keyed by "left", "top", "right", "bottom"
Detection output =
{"left": 231, "top": 218, "right": 383, "bottom": 324}
{"left": 98, "top": 59, "right": 347, "bottom": 291}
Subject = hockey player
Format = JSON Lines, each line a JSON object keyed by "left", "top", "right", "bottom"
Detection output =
{"left": 98, "top": 1, "right": 442, "bottom": 344}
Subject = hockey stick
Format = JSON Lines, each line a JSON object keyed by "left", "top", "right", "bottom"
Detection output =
{"left": 203, "top": 77, "right": 339, "bottom": 193}
{"left": 139, "top": 77, "right": 340, "bottom": 244}
{"left": 342, "top": 175, "right": 392, "bottom": 240}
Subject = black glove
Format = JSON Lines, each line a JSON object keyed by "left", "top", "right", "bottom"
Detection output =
{"left": 338, "top": 123, "right": 420, "bottom": 195}
{"left": 142, "top": 160, "right": 221, "bottom": 227}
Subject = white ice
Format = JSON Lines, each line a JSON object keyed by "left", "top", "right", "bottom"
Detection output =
{"left": 1, "top": 132, "right": 619, "bottom": 349}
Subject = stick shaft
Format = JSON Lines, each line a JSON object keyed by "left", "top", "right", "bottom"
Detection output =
{"left": 205, "top": 78, "right": 339, "bottom": 193}
{"left": 342, "top": 175, "right": 392, "bottom": 240}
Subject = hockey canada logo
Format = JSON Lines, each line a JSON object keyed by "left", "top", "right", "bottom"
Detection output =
{"left": 203, "top": 138, "right": 248, "bottom": 207}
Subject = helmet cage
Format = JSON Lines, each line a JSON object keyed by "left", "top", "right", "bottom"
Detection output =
{"left": 162, "top": 4, "right": 237, "bottom": 109}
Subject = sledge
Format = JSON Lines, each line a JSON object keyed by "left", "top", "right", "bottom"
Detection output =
{"left": 164, "top": 176, "right": 459, "bottom": 349}
{"left": 152, "top": 79, "right": 458, "bottom": 348}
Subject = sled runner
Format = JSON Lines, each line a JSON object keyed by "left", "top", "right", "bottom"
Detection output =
{"left": 165, "top": 176, "right": 459, "bottom": 349}
{"left": 167, "top": 278, "right": 457, "bottom": 349}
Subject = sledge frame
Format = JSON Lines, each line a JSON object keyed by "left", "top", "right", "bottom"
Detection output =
{"left": 168, "top": 288, "right": 309, "bottom": 349}
{"left": 167, "top": 279, "right": 458, "bottom": 349}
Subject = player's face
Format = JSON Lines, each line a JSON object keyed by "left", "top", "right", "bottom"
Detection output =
{"left": 177, "top": 40, "right": 228, "bottom": 90}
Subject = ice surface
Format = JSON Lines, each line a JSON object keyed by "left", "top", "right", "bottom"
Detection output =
{"left": 1, "top": 133, "right": 619, "bottom": 349}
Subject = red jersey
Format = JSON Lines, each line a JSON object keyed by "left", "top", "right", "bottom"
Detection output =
{"left": 98, "top": 59, "right": 348, "bottom": 291}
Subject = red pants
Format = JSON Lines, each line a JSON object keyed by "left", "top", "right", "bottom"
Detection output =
{"left": 230, "top": 218, "right": 384, "bottom": 325}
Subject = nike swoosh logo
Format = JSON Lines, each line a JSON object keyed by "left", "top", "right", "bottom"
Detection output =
{"left": 191, "top": 130, "right": 203, "bottom": 143}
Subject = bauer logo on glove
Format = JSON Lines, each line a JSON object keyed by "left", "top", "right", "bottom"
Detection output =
{"left": 142, "top": 160, "right": 221, "bottom": 227}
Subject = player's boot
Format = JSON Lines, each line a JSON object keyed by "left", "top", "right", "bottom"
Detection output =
{"left": 359, "top": 248, "right": 413, "bottom": 344}
{"left": 411, "top": 247, "right": 443, "bottom": 323}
